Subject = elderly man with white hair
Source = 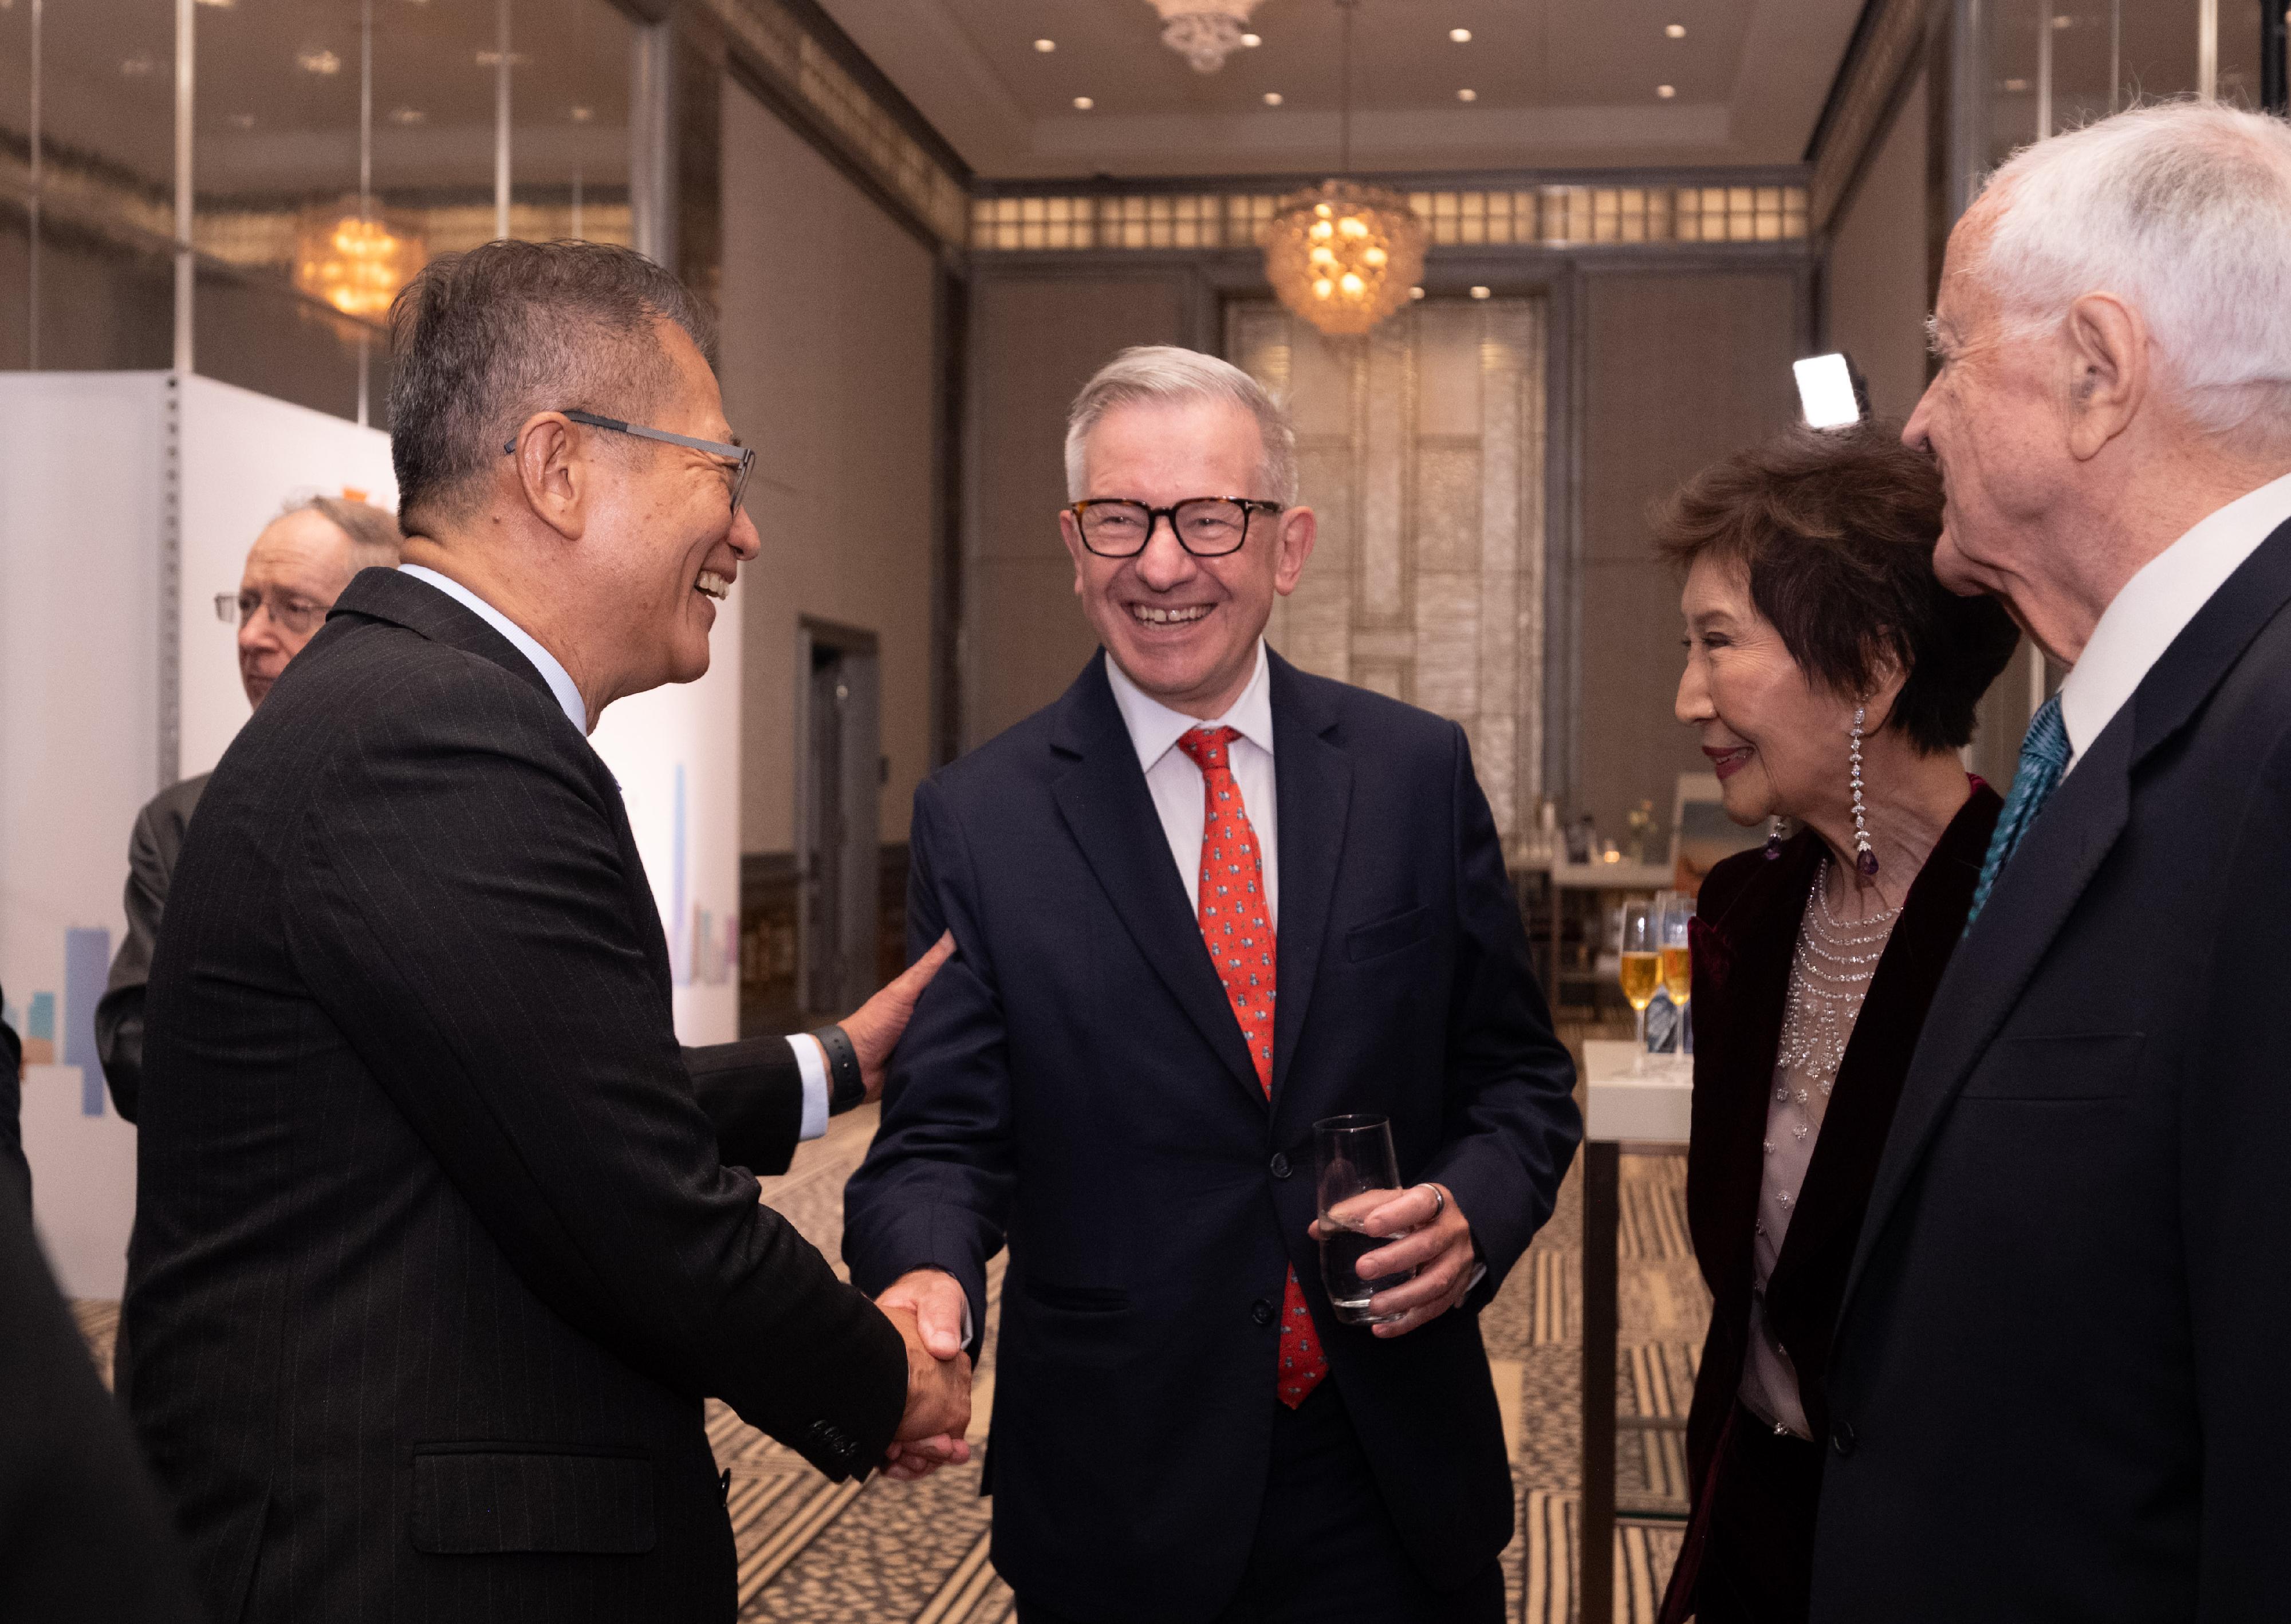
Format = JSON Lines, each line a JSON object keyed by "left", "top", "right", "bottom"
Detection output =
{"left": 1812, "top": 102, "right": 2291, "bottom": 1619}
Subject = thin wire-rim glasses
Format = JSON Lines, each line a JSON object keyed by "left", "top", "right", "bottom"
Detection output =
{"left": 1068, "top": 496, "right": 1284, "bottom": 558}
{"left": 505, "top": 409, "right": 755, "bottom": 512}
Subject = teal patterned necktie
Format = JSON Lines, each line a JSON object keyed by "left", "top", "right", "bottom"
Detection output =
{"left": 1967, "top": 695, "right": 2069, "bottom": 928}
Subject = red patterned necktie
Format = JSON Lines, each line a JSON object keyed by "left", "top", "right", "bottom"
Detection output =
{"left": 1174, "top": 726, "right": 1327, "bottom": 1409}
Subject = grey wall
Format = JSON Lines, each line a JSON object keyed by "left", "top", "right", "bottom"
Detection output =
{"left": 1577, "top": 268, "right": 1805, "bottom": 841}
{"left": 962, "top": 269, "right": 1192, "bottom": 749}
{"left": 1826, "top": 68, "right": 1931, "bottom": 423}
{"left": 720, "top": 81, "right": 938, "bottom": 852}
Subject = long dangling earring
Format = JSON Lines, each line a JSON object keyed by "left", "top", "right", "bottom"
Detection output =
{"left": 1764, "top": 816, "right": 1784, "bottom": 860}
{"left": 1849, "top": 704, "right": 1879, "bottom": 877}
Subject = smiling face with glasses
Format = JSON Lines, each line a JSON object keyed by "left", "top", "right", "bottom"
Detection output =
{"left": 1059, "top": 393, "right": 1316, "bottom": 719}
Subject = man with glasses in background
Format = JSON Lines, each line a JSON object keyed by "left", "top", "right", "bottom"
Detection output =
{"left": 845, "top": 346, "right": 1581, "bottom": 1622}
{"left": 95, "top": 494, "right": 402, "bottom": 1122}
{"left": 122, "top": 240, "right": 967, "bottom": 1624}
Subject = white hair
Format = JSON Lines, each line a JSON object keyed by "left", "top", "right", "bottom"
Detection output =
{"left": 1064, "top": 345, "right": 1298, "bottom": 505}
{"left": 1973, "top": 99, "right": 2291, "bottom": 444}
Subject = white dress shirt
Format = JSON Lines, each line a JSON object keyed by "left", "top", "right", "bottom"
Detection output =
{"left": 1104, "top": 640, "right": 1280, "bottom": 921}
{"left": 2058, "top": 467, "right": 2291, "bottom": 774}
{"left": 397, "top": 564, "right": 830, "bottom": 1139}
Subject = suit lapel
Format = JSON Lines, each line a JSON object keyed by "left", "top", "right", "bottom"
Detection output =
{"left": 1844, "top": 519, "right": 2291, "bottom": 1324}
{"left": 1266, "top": 655, "right": 1351, "bottom": 1109}
{"left": 1048, "top": 657, "right": 1264, "bottom": 1105}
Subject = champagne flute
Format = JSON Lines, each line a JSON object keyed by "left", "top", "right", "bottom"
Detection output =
{"left": 1658, "top": 890, "right": 1695, "bottom": 1068}
{"left": 1315, "top": 1114, "right": 1416, "bottom": 1325}
{"left": 1619, "top": 898, "right": 1659, "bottom": 1074}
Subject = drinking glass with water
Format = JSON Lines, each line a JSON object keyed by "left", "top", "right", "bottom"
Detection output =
{"left": 1314, "top": 1114, "right": 1418, "bottom": 1325}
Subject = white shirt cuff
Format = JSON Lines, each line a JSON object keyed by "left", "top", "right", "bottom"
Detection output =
{"left": 790, "top": 1033, "right": 830, "bottom": 1141}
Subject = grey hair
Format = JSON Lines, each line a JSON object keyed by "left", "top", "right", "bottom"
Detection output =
{"left": 1064, "top": 346, "right": 1298, "bottom": 505}
{"left": 1973, "top": 99, "right": 2291, "bottom": 444}
{"left": 387, "top": 239, "right": 715, "bottom": 533}
{"left": 285, "top": 494, "right": 403, "bottom": 572}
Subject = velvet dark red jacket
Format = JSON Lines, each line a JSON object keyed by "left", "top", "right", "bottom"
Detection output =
{"left": 1658, "top": 786, "right": 1999, "bottom": 1624}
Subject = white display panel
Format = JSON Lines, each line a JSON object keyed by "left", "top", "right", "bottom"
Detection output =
{"left": 589, "top": 571, "right": 747, "bottom": 1047}
{"left": 0, "top": 373, "right": 167, "bottom": 1297}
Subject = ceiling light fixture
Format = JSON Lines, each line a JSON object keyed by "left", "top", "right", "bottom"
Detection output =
{"left": 1073, "top": 95, "right": 1095, "bottom": 110}
{"left": 1457, "top": 87, "right": 1477, "bottom": 101}
{"left": 294, "top": 198, "right": 426, "bottom": 320}
{"left": 1469, "top": 285, "right": 1491, "bottom": 299}
{"left": 1034, "top": 37, "right": 1056, "bottom": 52}
{"left": 568, "top": 104, "right": 594, "bottom": 123}
{"left": 1263, "top": 91, "right": 1284, "bottom": 105}
{"left": 388, "top": 105, "right": 426, "bottom": 124}
{"left": 1449, "top": 27, "right": 1471, "bottom": 43}
{"left": 229, "top": 112, "right": 256, "bottom": 128}
{"left": 1262, "top": 0, "right": 1428, "bottom": 338}
{"left": 1664, "top": 22, "right": 1686, "bottom": 38}
{"left": 1656, "top": 83, "right": 1677, "bottom": 98}
{"left": 120, "top": 51, "right": 158, "bottom": 77}
{"left": 297, "top": 46, "right": 343, "bottom": 74}
{"left": 1146, "top": 0, "right": 1266, "bottom": 73}
{"left": 1241, "top": 31, "right": 1262, "bottom": 46}
{"left": 1409, "top": 285, "right": 1426, "bottom": 299}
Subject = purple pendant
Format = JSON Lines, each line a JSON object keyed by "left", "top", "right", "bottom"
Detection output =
{"left": 1856, "top": 848, "right": 1880, "bottom": 877}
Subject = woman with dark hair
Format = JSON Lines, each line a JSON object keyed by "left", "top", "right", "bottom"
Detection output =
{"left": 1653, "top": 423, "right": 2020, "bottom": 1624}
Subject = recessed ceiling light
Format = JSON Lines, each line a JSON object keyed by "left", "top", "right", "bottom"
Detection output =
{"left": 229, "top": 111, "right": 256, "bottom": 128}
{"left": 1449, "top": 27, "right": 1471, "bottom": 43}
{"left": 1034, "top": 38, "right": 1056, "bottom": 53}
{"left": 2052, "top": 13, "right": 2072, "bottom": 27}
{"left": 298, "top": 47, "right": 343, "bottom": 74}
{"left": 568, "top": 104, "right": 594, "bottom": 123}
{"left": 2002, "top": 77, "right": 2031, "bottom": 92}
{"left": 1241, "top": 31, "right": 1261, "bottom": 47}
{"left": 388, "top": 105, "right": 426, "bottom": 124}
{"left": 194, "top": 0, "right": 234, "bottom": 9}
{"left": 120, "top": 51, "right": 158, "bottom": 76}
{"left": 1665, "top": 22, "right": 1686, "bottom": 38}
{"left": 1457, "top": 88, "right": 1477, "bottom": 102}
{"left": 1469, "top": 285, "right": 1491, "bottom": 300}
{"left": 1409, "top": 285, "right": 1426, "bottom": 300}
{"left": 1073, "top": 96, "right": 1095, "bottom": 111}
{"left": 1656, "top": 84, "right": 1677, "bottom": 99}
{"left": 1263, "top": 91, "right": 1283, "bottom": 105}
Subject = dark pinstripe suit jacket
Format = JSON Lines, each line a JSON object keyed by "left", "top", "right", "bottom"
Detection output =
{"left": 124, "top": 568, "right": 905, "bottom": 1624}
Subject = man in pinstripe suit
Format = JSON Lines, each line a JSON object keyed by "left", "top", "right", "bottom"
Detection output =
{"left": 123, "top": 241, "right": 971, "bottom": 1623}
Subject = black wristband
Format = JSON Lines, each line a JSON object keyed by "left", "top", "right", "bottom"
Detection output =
{"left": 813, "top": 1023, "right": 865, "bottom": 1115}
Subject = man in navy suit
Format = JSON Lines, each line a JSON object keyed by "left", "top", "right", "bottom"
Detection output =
{"left": 1813, "top": 103, "right": 2291, "bottom": 1619}
{"left": 845, "top": 347, "right": 1581, "bottom": 1621}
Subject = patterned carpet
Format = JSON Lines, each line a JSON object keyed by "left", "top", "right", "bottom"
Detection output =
{"left": 73, "top": 1047, "right": 1707, "bottom": 1623}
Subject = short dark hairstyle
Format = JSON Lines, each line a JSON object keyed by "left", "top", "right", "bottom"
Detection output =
{"left": 387, "top": 239, "right": 716, "bottom": 533}
{"left": 1654, "top": 421, "right": 2020, "bottom": 754}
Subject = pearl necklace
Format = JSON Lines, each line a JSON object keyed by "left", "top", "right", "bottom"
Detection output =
{"left": 1774, "top": 859, "right": 1900, "bottom": 1087}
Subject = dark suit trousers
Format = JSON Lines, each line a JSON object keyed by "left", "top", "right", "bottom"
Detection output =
{"left": 1014, "top": 1382, "right": 1503, "bottom": 1624}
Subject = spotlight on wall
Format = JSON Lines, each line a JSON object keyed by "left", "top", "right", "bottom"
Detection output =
{"left": 1794, "top": 353, "right": 1870, "bottom": 430}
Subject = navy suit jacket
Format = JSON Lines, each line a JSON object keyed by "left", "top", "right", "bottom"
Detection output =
{"left": 1813, "top": 518, "right": 2291, "bottom": 1621}
{"left": 844, "top": 649, "right": 1581, "bottom": 1622}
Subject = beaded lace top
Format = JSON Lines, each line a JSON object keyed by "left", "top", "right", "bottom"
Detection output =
{"left": 1740, "top": 857, "right": 1901, "bottom": 1439}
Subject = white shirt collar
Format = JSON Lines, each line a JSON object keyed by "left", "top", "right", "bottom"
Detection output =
{"left": 397, "top": 564, "right": 589, "bottom": 737}
{"left": 2057, "top": 467, "right": 2291, "bottom": 767}
{"left": 1103, "top": 640, "right": 1274, "bottom": 774}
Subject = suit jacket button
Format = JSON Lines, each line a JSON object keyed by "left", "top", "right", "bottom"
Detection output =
{"left": 1831, "top": 1421, "right": 1857, "bottom": 1457}
{"left": 1251, "top": 1298, "right": 1274, "bottom": 1326}
{"left": 1270, "top": 1152, "right": 1292, "bottom": 1179}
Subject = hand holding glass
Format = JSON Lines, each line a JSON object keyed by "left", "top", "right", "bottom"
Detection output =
{"left": 1314, "top": 1114, "right": 1417, "bottom": 1325}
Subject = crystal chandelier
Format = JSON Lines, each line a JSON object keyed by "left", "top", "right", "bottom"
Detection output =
{"left": 294, "top": 199, "right": 425, "bottom": 320}
{"left": 1263, "top": 1, "right": 1428, "bottom": 337}
{"left": 1146, "top": 0, "right": 1264, "bottom": 73}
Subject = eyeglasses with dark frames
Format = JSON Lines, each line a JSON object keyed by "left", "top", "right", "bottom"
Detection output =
{"left": 505, "top": 409, "right": 755, "bottom": 513}
{"left": 1066, "top": 497, "right": 1284, "bottom": 558}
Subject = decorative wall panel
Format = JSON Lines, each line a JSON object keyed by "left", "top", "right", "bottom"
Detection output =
{"left": 1228, "top": 298, "right": 1546, "bottom": 840}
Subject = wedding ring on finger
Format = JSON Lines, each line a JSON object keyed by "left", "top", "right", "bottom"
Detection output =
{"left": 1413, "top": 1182, "right": 1446, "bottom": 1221}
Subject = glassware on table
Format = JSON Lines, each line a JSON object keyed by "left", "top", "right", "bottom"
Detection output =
{"left": 1658, "top": 889, "right": 1696, "bottom": 1069}
{"left": 1314, "top": 1114, "right": 1416, "bottom": 1325}
{"left": 1619, "top": 898, "right": 1660, "bottom": 1074}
